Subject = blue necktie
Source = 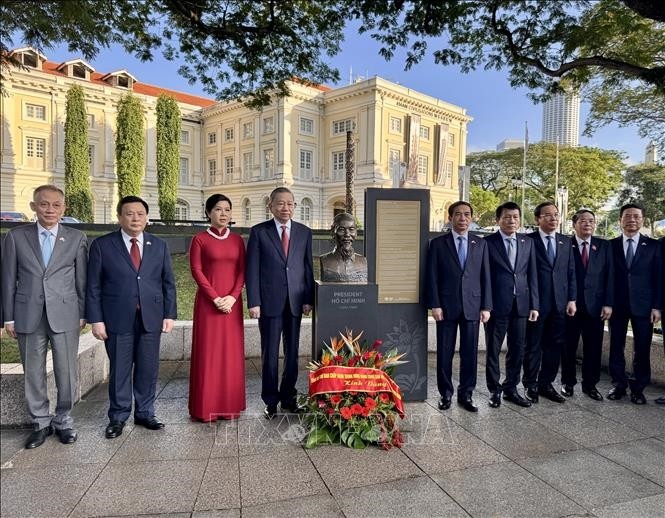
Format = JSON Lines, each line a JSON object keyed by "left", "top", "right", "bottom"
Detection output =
{"left": 626, "top": 238, "right": 635, "bottom": 268}
{"left": 546, "top": 236, "right": 555, "bottom": 266}
{"left": 506, "top": 238, "right": 516, "bottom": 270}
{"left": 41, "top": 230, "right": 53, "bottom": 266}
{"left": 457, "top": 236, "right": 466, "bottom": 269}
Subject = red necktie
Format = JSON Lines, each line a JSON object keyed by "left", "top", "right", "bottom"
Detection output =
{"left": 581, "top": 241, "right": 589, "bottom": 269}
{"left": 281, "top": 225, "right": 289, "bottom": 256}
{"left": 130, "top": 238, "right": 141, "bottom": 270}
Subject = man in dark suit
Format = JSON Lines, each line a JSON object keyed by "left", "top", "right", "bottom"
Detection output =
{"left": 2, "top": 185, "right": 87, "bottom": 448}
{"left": 524, "top": 201, "right": 577, "bottom": 403}
{"left": 608, "top": 203, "right": 662, "bottom": 404}
{"left": 484, "top": 201, "right": 539, "bottom": 409}
{"left": 561, "top": 209, "right": 613, "bottom": 401}
{"left": 86, "top": 196, "right": 177, "bottom": 438}
{"left": 656, "top": 236, "right": 665, "bottom": 405}
{"left": 427, "top": 201, "right": 492, "bottom": 413}
{"left": 246, "top": 187, "right": 315, "bottom": 419}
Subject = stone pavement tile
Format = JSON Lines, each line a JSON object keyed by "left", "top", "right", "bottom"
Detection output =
{"left": 154, "top": 396, "right": 192, "bottom": 423}
{"left": 518, "top": 449, "right": 664, "bottom": 510}
{"left": 242, "top": 494, "right": 343, "bottom": 518}
{"left": 210, "top": 420, "right": 239, "bottom": 458}
{"left": 192, "top": 510, "right": 241, "bottom": 518}
{"left": 158, "top": 360, "right": 183, "bottom": 379}
{"left": 459, "top": 414, "right": 580, "bottom": 460}
{"left": 82, "top": 381, "right": 111, "bottom": 401}
{"left": 194, "top": 457, "right": 241, "bottom": 511}
{"left": 172, "top": 361, "right": 191, "bottom": 378}
{"left": 245, "top": 372, "right": 263, "bottom": 394}
{"left": 531, "top": 410, "right": 646, "bottom": 448}
{"left": 507, "top": 397, "right": 587, "bottom": 417}
{"left": 592, "top": 493, "right": 665, "bottom": 518}
{"left": 432, "top": 461, "right": 584, "bottom": 518}
{"left": 1, "top": 463, "right": 104, "bottom": 517}
{"left": 110, "top": 422, "right": 215, "bottom": 463}
{"left": 335, "top": 475, "right": 468, "bottom": 518}
{"left": 71, "top": 459, "right": 206, "bottom": 516}
{"left": 245, "top": 358, "right": 260, "bottom": 374}
{"left": 306, "top": 445, "right": 422, "bottom": 492}
{"left": 105, "top": 514, "right": 191, "bottom": 518}
{"left": 580, "top": 400, "right": 665, "bottom": 437}
{"left": 239, "top": 393, "right": 270, "bottom": 421}
{"left": 238, "top": 414, "right": 306, "bottom": 456}
{"left": 70, "top": 397, "right": 113, "bottom": 422}
{"left": 593, "top": 438, "right": 665, "bottom": 486}
{"left": 0, "top": 429, "right": 28, "bottom": 465}
{"left": 239, "top": 449, "right": 327, "bottom": 507}
{"left": 435, "top": 394, "right": 523, "bottom": 425}
{"left": 158, "top": 377, "right": 191, "bottom": 399}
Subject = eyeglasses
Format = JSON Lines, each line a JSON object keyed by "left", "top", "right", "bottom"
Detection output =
{"left": 274, "top": 202, "right": 296, "bottom": 209}
{"left": 540, "top": 213, "right": 560, "bottom": 220}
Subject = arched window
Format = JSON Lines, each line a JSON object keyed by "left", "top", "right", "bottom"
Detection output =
{"left": 333, "top": 200, "right": 346, "bottom": 217}
{"left": 175, "top": 199, "right": 189, "bottom": 220}
{"left": 264, "top": 196, "right": 271, "bottom": 220}
{"left": 300, "top": 197, "right": 313, "bottom": 224}
{"left": 242, "top": 199, "right": 251, "bottom": 225}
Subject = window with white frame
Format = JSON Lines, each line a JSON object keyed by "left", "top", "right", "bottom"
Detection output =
{"left": 224, "top": 127, "right": 234, "bottom": 142}
{"left": 87, "top": 114, "right": 95, "bottom": 128}
{"left": 208, "top": 159, "right": 217, "bottom": 184}
{"left": 300, "top": 117, "right": 314, "bottom": 135}
{"left": 263, "top": 149, "right": 274, "bottom": 178}
{"left": 175, "top": 199, "right": 189, "bottom": 220}
{"left": 23, "top": 53, "right": 38, "bottom": 68}
{"left": 263, "top": 197, "right": 271, "bottom": 220}
{"left": 224, "top": 156, "right": 234, "bottom": 183}
{"left": 179, "top": 157, "right": 189, "bottom": 184}
{"left": 208, "top": 132, "right": 217, "bottom": 145}
{"left": 448, "top": 133, "right": 455, "bottom": 146}
{"left": 25, "top": 103, "right": 46, "bottom": 120}
{"left": 332, "top": 118, "right": 355, "bottom": 135}
{"left": 445, "top": 160, "right": 454, "bottom": 188}
{"left": 243, "top": 121, "right": 254, "bottom": 139}
{"left": 26, "top": 137, "right": 46, "bottom": 169}
{"left": 417, "top": 155, "right": 428, "bottom": 179}
{"left": 242, "top": 151, "right": 253, "bottom": 181}
{"left": 243, "top": 199, "right": 251, "bottom": 224}
{"left": 389, "top": 116, "right": 402, "bottom": 134}
{"left": 332, "top": 151, "right": 345, "bottom": 181}
{"left": 263, "top": 116, "right": 274, "bottom": 134}
{"left": 180, "top": 130, "right": 190, "bottom": 144}
{"left": 300, "top": 149, "right": 313, "bottom": 179}
{"left": 88, "top": 145, "right": 95, "bottom": 175}
{"left": 300, "top": 198, "right": 313, "bottom": 223}
{"left": 419, "top": 126, "right": 430, "bottom": 139}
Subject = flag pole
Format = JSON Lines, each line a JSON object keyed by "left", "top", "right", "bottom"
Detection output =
{"left": 521, "top": 121, "right": 528, "bottom": 223}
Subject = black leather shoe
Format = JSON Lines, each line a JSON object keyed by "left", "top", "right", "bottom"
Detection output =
{"left": 438, "top": 397, "right": 451, "bottom": 410}
{"left": 630, "top": 392, "right": 646, "bottom": 405}
{"left": 503, "top": 390, "right": 532, "bottom": 408}
{"left": 55, "top": 428, "right": 78, "bottom": 444}
{"left": 655, "top": 396, "right": 665, "bottom": 405}
{"left": 582, "top": 386, "right": 603, "bottom": 401}
{"left": 457, "top": 396, "right": 478, "bottom": 413}
{"left": 561, "top": 384, "right": 574, "bottom": 398}
{"left": 525, "top": 388, "right": 539, "bottom": 403}
{"left": 105, "top": 421, "right": 125, "bottom": 439}
{"left": 539, "top": 385, "right": 566, "bottom": 403}
{"left": 607, "top": 387, "right": 626, "bottom": 401}
{"left": 488, "top": 392, "right": 501, "bottom": 408}
{"left": 281, "top": 401, "right": 305, "bottom": 413}
{"left": 134, "top": 416, "right": 165, "bottom": 430}
{"left": 264, "top": 405, "right": 277, "bottom": 420}
{"left": 25, "top": 426, "right": 53, "bottom": 449}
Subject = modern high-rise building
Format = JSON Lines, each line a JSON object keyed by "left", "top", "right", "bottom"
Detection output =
{"left": 1, "top": 47, "right": 472, "bottom": 230}
{"left": 645, "top": 141, "right": 658, "bottom": 164}
{"left": 541, "top": 92, "right": 580, "bottom": 147}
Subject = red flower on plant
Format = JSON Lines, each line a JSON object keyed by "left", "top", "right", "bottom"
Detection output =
{"left": 362, "top": 351, "right": 372, "bottom": 361}
{"left": 340, "top": 406, "right": 353, "bottom": 420}
{"left": 330, "top": 394, "right": 342, "bottom": 405}
{"left": 333, "top": 355, "right": 343, "bottom": 364}
{"left": 361, "top": 406, "right": 371, "bottom": 417}
{"left": 326, "top": 408, "right": 335, "bottom": 416}
{"left": 371, "top": 339, "right": 383, "bottom": 351}
{"left": 317, "top": 399, "right": 327, "bottom": 408}
{"left": 350, "top": 403, "right": 364, "bottom": 415}
{"left": 347, "top": 357, "right": 358, "bottom": 367}
{"left": 379, "top": 393, "right": 391, "bottom": 403}
{"left": 365, "top": 397, "right": 377, "bottom": 409}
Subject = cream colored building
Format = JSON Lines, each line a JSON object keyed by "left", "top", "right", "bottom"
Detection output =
{"left": 1, "top": 47, "right": 472, "bottom": 229}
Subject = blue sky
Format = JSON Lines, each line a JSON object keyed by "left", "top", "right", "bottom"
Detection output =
{"left": 33, "top": 27, "right": 647, "bottom": 165}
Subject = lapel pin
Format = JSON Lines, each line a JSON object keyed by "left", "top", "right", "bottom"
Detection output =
{"left": 640, "top": 242, "right": 646, "bottom": 246}
{"left": 558, "top": 241, "right": 563, "bottom": 245}
{"left": 520, "top": 239, "right": 525, "bottom": 243}
{"left": 592, "top": 245, "right": 597, "bottom": 251}
{"left": 146, "top": 241, "right": 152, "bottom": 246}
{"left": 471, "top": 240, "right": 476, "bottom": 245}
{"left": 58, "top": 237, "right": 65, "bottom": 242}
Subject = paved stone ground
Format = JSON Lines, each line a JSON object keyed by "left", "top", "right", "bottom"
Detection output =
{"left": 1, "top": 353, "right": 664, "bottom": 518}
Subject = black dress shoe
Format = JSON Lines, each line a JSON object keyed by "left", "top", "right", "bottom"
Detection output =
{"left": 655, "top": 396, "right": 665, "bottom": 405}
{"left": 437, "top": 397, "right": 451, "bottom": 410}
{"left": 105, "top": 421, "right": 125, "bottom": 439}
{"left": 280, "top": 401, "right": 305, "bottom": 413}
{"left": 488, "top": 392, "right": 501, "bottom": 408}
{"left": 582, "top": 386, "right": 603, "bottom": 401}
{"left": 539, "top": 386, "right": 566, "bottom": 403}
{"left": 457, "top": 396, "right": 478, "bottom": 413}
{"left": 561, "top": 384, "right": 574, "bottom": 398}
{"left": 630, "top": 392, "right": 647, "bottom": 405}
{"left": 264, "top": 405, "right": 277, "bottom": 420}
{"left": 134, "top": 416, "right": 165, "bottom": 430}
{"left": 525, "top": 388, "right": 539, "bottom": 403}
{"left": 25, "top": 426, "right": 53, "bottom": 449}
{"left": 607, "top": 387, "right": 626, "bottom": 401}
{"left": 503, "top": 391, "right": 532, "bottom": 408}
{"left": 55, "top": 428, "right": 78, "bottom": 444}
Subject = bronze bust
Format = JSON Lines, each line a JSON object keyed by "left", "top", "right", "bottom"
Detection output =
{"left": 320, "top": 213, "right": 368, "bottom": 283}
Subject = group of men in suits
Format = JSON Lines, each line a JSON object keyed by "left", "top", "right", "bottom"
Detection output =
{"left": 427, "top": 200, "right": 663, "bottom": 413}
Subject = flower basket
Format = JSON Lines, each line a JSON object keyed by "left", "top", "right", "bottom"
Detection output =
{"left": 303, "top": 329, "right": 407, "bottom": 449}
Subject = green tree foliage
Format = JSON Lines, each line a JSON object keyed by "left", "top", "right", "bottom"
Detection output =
{"left": 63, "top": 84, "right": 93, "bottom": 221}
{"left": 115, "top": 93, "right": 144, "bottom": 198}
{"left": 156, "top": 94, "right": 181, "bottom": 221}
{"left": 618, "top": 163, "right": 665, "bottom": 233}
{"left": 469, "top": 184, "right": 500, "bottom": 226}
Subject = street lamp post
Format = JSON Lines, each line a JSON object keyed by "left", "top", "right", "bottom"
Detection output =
{"left": 557, "top": 186, "right": 568, "bottom": 233}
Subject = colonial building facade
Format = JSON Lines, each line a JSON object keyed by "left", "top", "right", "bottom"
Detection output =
{"left": 1, "top": 47, "right": 471, "bottom": 229}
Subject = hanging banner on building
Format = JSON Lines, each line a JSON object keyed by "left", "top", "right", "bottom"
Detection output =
{"left": 435, "top": 123, "right": 449, "bottom": 185}
{"left": 406, "top": 114, "right": 421, "bottom": 183}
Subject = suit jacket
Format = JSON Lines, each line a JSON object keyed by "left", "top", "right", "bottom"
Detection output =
{"left": 426, "top": 232, "right": 492, "bottom": 320}
{"left": 1, "top": 223, "right": 87, "bottom": 333}
{"left": 85, "top": 230, "right": 177, "bottom": 334}
{"left": 528, "top": 232, "right": 576, "bottom": 314}
{"left": 245, "top": 219, "right": 314, "bottom": 318}
{"left": 485, "top": 231, "right": 539, "bottom": 318}
{"left": 570, "top": 236, "right": 614, "bottom": 316}
{"left": 611, "top": 234, "right": 662, "bottom": 317}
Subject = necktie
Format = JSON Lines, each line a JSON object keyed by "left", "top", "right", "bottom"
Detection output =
{"left": 457, "top": 236, "right": 466, "bottom": 269}
{"left": 506, "top": 237, "right": 516, "bottom": 269}
{"left": 41, "top": 230, "right": 53, "bottom": 266}
{"left": 281, "top": 225, "right": 289, "bottom": 256}
{"left": 546, "top": 235, "right": 555, "bottom": 266}
{"left": 130, "top": 237, "right": 141, "bottom": 270}
{"left": 626, "top": 238, "right": 634, "bottom": 268}
{"left": 580, "top": 241, "right": 589, "bottom": 269}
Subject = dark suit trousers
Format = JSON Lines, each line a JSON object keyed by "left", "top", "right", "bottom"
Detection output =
{"left": 259, "top": 300, "right": 302, "bottom": 407}
{"left": 609, "top": 312, "right": 653, "bottom": 393}
{"left": 435, "top": 317, "right": 479, "bottom": 399}
{"left": 561, "top": 310, "right": 604, "bottom": 389}
{"left": 524, "top": 310, "right": 566, "bottom": 389}
{"left": 105, "top": 310, "right": 161, "bottom": 422}
{"left": 484, "top": 300, "right": 526, "bottom": 394}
